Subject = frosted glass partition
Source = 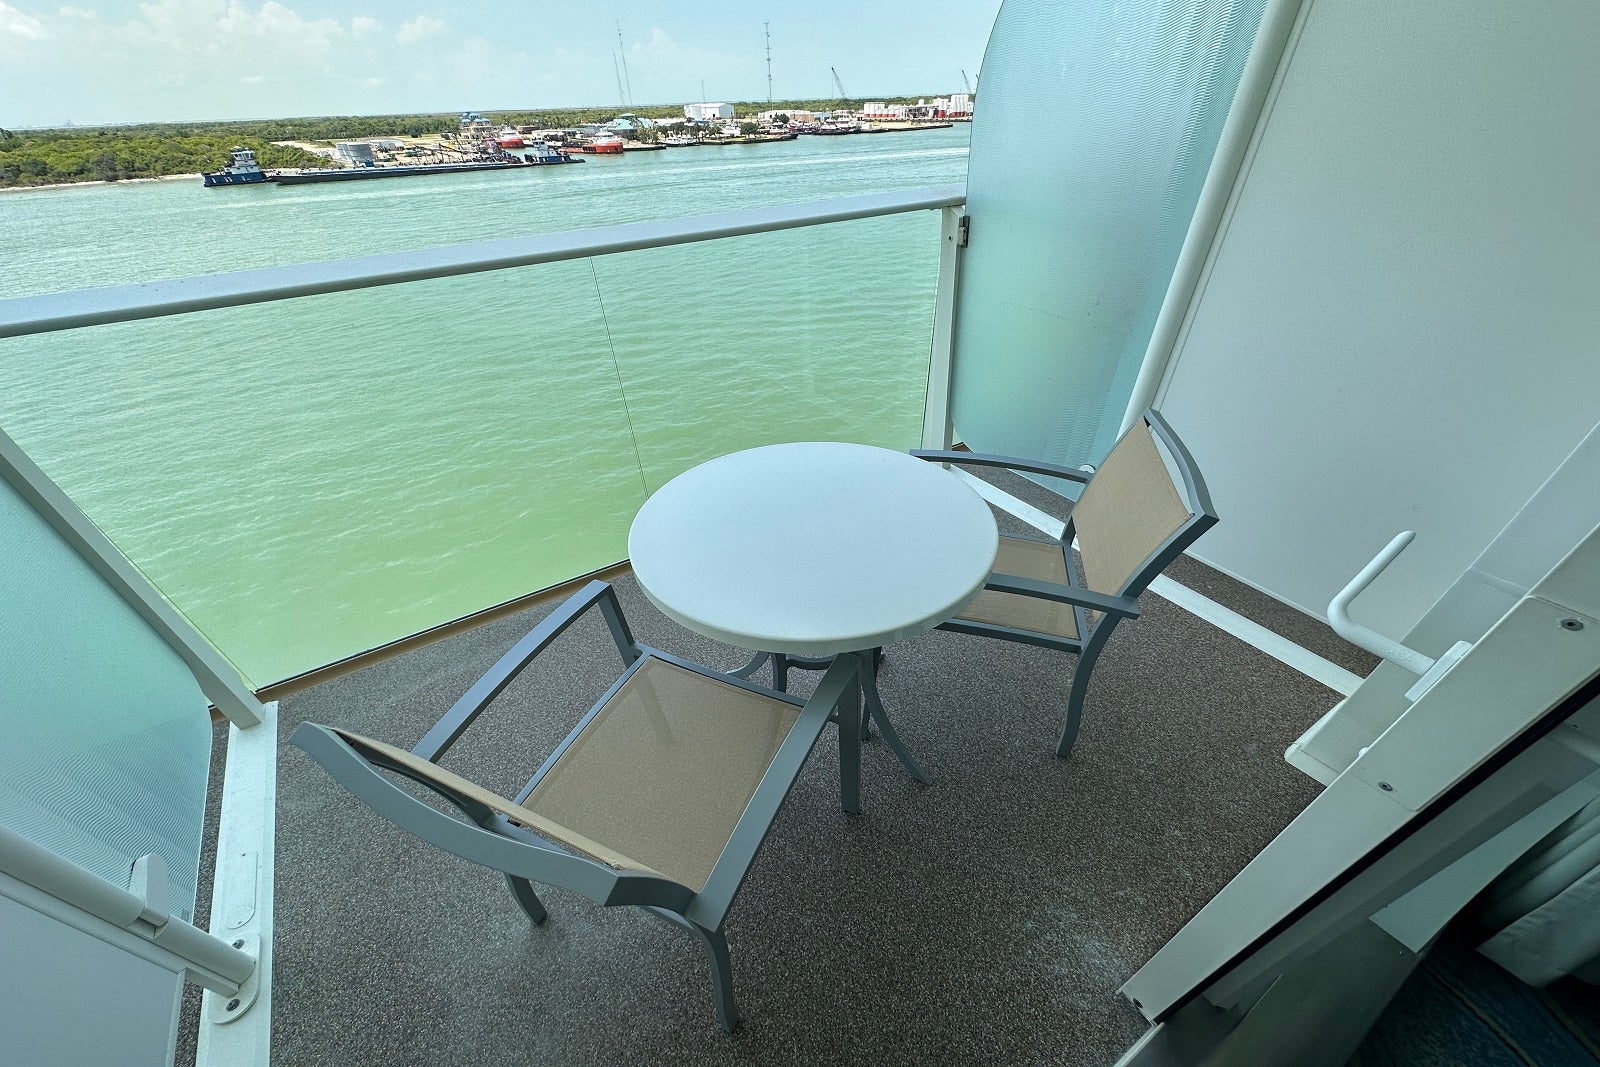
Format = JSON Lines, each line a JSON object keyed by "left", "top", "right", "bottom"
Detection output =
{"left": 952, "top": 0, "right": 1265, "bottom": 478}
{"left": 0, "top": 214, "right": 941, "bottom": 686}
{"left": 0, "top": 478, "right": 212, "bottom": 920}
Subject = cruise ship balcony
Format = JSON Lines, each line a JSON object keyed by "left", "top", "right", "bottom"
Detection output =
{"left": 213, "top": 546, "right": 1362, "bottom": 1065}
{"left": 4, "top": 0, "right": 1599, "bottom": 1065}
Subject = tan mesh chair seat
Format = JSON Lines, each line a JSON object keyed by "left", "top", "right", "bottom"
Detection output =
{"left": 1070, "top": 419, "right": 1193, "bottom": 608}
{"left": 956, "top": 536, "right": 1079, "bottom": 639}
{"left": 523, "top": 657, "right": 801, "bottom": 893}
{"left": 342, "top": 656, "right": 800, "bottom": 893}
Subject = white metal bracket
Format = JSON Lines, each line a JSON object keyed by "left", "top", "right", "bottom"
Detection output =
{"left": 206, "top": 933, "right": 261, "bottom": 1023}
{"left": 128, "top": 854, "right": 169, "bottom": 927}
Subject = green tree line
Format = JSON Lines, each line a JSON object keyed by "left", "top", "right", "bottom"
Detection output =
{"left": 0, "top": 94, "right": 958, "bottom": 189}
{"left": 0, "top": 132, "right": 330, "bottom": 188}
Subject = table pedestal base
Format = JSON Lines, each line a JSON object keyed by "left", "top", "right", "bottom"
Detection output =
{"left": 729, "top": 648, "right": 928, "bottom": 813}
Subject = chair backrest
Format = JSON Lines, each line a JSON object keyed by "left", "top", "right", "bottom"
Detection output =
{"left": 1068, "top": 409, "right": 1217, "bottom": 599}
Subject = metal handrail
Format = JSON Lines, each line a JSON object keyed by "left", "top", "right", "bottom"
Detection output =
{"left": 0, "top": 183, "right": 966, "bottom": 340}
{"left": 1327, "top": 531, "right": 1437, "bottom": 676}
{"left": 0, "top": 824, "right": 255, "bottom": 992}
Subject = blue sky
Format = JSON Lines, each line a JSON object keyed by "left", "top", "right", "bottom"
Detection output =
{"left": 0, "top": 1, "right": 1000, "bottom": 127}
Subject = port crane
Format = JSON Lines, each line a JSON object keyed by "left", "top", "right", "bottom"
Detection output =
{"left": 831, "top": 66, "right": 850, "bottom": 106}
{"left": 961, "top": 70, "right": 974, "bottom": 94}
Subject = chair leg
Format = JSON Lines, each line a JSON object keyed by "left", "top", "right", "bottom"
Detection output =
{"left": 688, "top": 923, "right": 740, "bottom": 1032}
{"left": 504, "top": 873, "right": 548, "bottom": 925}
{"left": 772, "top": 653, "right": 789, "bottom": 694}
{"left": 1055, "top": 664, "right": 1093, "bottom": 759}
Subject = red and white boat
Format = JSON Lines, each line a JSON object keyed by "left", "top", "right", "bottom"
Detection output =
{"left": 559, "top": 133, "right": 625, "bottom": 155}
{"left": 496, "top": 126, "right": 525, "bottom": 149}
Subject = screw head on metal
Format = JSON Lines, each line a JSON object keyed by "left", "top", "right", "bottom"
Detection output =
{"left": 1560, "top": 618, "right": 1584, "bottom": 631}
{"left": 1379, "top": 781, "right": 1395, "bottom": 792}
{"left": 232, "top": 939, "right": 245, "bottom": 949}
{"left": 226, "top": 999, "right": 240, "bottom": 1011}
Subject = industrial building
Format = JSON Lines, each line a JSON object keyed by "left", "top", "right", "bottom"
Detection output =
{"left": 684, "top": 102, "right": 736, "bottom": 121}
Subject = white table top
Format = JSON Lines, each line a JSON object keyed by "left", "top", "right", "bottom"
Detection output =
{"left": 629, "top": 442, "right": 999, "bottom": 657}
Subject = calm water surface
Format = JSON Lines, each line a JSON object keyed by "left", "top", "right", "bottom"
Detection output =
{"left": 1, "top": 127, "right": 970, "bottom": 684}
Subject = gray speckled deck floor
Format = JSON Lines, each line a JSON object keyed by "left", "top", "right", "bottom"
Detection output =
{"left": 247, "top": 563, "right": 1342, "bottom": 1067}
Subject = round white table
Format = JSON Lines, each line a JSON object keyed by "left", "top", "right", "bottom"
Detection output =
{"left": 629, "top": 442, "right": 999, "bottom": 811}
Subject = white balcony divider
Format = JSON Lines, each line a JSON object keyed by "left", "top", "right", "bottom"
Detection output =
{"left": 0, "top": 427, "right": 265, "bottom": 727}
{"left": 0, "top": 463, "right": 219, "bottom": 916}
{"left": 952, "top": 0, "right": 1268, "bottom": 474}
{"left": 1, "top": 451, "right": 267, "bottom": 1063}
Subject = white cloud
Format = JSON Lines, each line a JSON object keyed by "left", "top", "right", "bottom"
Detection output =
{"left": 0, "top": 2, "right": 492, "bottom": 122}
{"left": 394, "top": 14, "right": 443, "bottom": 44}
{"left": 0, "top": 1, "right": 50, "bottom": 42}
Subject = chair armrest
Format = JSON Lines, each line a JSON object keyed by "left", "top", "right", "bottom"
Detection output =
{"left": 986, "top": 574, "right": 1141, "bottom": 620}
{"left": 911, "top": 449, "right": 1093, "bottom": 485}
{"left": 687, "top": 654, "right": 860, "bottom": 928}
{"left": 414, "top": 580, "right": 631, "bottom": 761}
{"left": 291, "top": 722, "right": 693, "bottom": 912}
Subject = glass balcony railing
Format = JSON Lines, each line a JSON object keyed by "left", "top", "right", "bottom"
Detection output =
{"left": 0, "top": 192, "right": 956, "bottom": 688}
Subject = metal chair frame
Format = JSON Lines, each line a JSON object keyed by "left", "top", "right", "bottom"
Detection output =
{"left": 913, "top": 409, "right": 1218, "bottom": 758}
{"left": 292, "top": 579, "right": 860, "bottom": 1032}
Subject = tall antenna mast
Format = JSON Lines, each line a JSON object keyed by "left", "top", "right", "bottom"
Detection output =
{"left": 612, "top": 54, "right": 626, "bottom": 107}
{"left": 616, "top": 22, "right": 634, "bottom": 106}
{"left": 765, "top": 23, "right": 773, "bottom": 103}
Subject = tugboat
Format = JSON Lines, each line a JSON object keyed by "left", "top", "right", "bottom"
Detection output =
{"left": 202, "top": 147, "right": 270, "bottom": 186}
{"left": 519, "top": 139, "right": 580, "bottom": 165}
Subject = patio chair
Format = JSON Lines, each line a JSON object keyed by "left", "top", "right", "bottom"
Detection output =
{"left": 912, "top": 409, "right": 1217, "bottom": 758}
{"left": 290, "top": 579, "right": 860, "bottom": 1032}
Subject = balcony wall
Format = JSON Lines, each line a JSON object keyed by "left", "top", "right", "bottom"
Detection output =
{"left": 1151, "top": 0, "right": 1600, "bottom": 636}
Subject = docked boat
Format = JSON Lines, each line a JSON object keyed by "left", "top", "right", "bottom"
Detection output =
{"left": 660, "top": 135, "right": 701, "bottom": 148}
{"left": 272, "top": 154, "right": 579, "bottom": 185}
{"left": 520, "top": 140, "right": 579, "bottom": 165}
{"left": 201, "top": 147, "right": 270, "bottom": 187}
{"left": 496, "top": 126, "right": 525, "bottom": 149}
{"left": 559, "top": 133, "right": 625, "bottom": 155}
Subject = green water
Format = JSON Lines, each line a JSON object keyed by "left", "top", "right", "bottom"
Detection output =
{"left": 0, "top": 128, "right": 970, "bottom": 685}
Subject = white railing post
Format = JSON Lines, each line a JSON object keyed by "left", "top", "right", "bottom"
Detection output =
{"left": 195, "top": 704, "right": 278, "bottom": 1067}
{"left": 922, "top": 205, "right": 966, "bottom": 450}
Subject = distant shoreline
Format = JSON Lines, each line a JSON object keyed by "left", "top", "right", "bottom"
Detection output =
{"left": 0, "top": 173, "right": 201, "bottom": 194}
